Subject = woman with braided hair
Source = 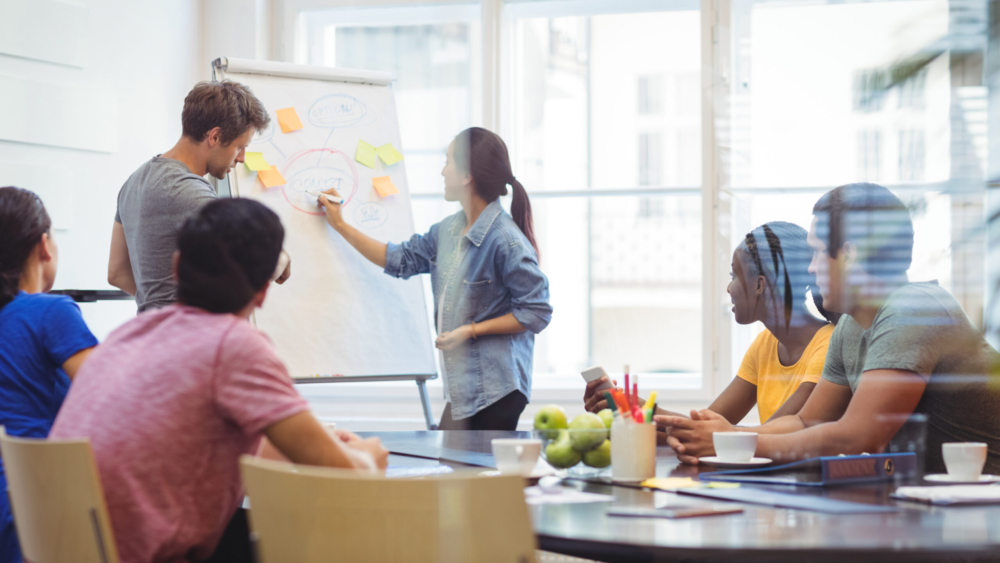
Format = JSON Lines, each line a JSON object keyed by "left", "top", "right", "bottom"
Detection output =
{"left": 585, "top": 221, "right": 837, "bottom": 429}
{"left": 318, "top": 127, "right": 552, "bottom": 430}
{"left": 0, "top": 186, "right": 98, "bottom": 562}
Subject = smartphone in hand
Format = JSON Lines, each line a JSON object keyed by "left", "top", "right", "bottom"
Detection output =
{"left": 581, "top": 366, "right": 614, "bottom": 392}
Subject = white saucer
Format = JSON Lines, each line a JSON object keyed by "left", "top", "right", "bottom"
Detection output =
{"left": 699, "top": 456, "right": 773, "bottom": 469}
{"left": 924, "top": 474, "right": 1000, "bottom": 485}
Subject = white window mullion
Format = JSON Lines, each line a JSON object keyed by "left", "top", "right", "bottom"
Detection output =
{"left": 702, "top": 0, "right": 733, "bottom": 400}
{"left": 481, "top": 0, "right": 503, "bottom": 130}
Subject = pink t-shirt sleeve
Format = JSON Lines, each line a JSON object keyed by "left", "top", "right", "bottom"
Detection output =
{"left": 212, "top": 322, "right": 310, "bottom": 435}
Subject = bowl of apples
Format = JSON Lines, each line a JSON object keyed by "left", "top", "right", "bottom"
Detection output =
{"left": 533, "top": 405, "right": 613, "bottom": 476}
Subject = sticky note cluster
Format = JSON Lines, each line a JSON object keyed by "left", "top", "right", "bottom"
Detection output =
{"left": 275, "top": 107, "right": 303, "bottom": 133}
{"left": 354, "top": 140, "right": 404, "bottom": 168}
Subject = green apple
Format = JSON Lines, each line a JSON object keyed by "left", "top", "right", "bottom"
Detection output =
{"left": 544, "top": 430, "right": 582, "bottom": 469}
{"left": 534, "top": 404, "right": 568, "bottom": 439}
{"left": 582, "top": 439, "right": 611, "bottom": 468}
{"left": 597, "top": 408, "right": 614, "bottom": 429}
{"left": 569, "top": 413, "right": 608, "bottom": 452}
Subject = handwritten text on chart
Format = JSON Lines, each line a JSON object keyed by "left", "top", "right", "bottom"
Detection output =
{"left": 354, "top": 202, "right": 388, "bottom": 229}
{"left": 287, "top": 167, "right": 347, "bottom": 195}
{"left": 308, "top": 94, "right": 368, "bottom": 128}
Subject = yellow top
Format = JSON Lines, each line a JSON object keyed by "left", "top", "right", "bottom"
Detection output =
{"left": 736, "top": 324, "right": 834, "bottom": 423}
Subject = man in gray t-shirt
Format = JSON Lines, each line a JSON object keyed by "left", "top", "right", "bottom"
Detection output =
{"left": 109, "top": 81, "right": 285, "bottom": 312}
{"left": 660, "top": 183, "right": 1000, "bottom": 474}
{"left": 114, "top": 158, "right": 218, "bottom": 311}
{"left": 824, "top": 281, "right": 1000, "bottom": 473}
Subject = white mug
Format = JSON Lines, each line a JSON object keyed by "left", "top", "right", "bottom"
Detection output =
{"left": 713, "top": 432, "right": 758, "bottom": 463}
{"left": 942, "top": 442, "right": 987, "bottom": 481}
{"left": 610, "top": 419, "right": 656, "bottom": 481}
{"left": 492, "top": 439, "right": 541, "bottom": 476}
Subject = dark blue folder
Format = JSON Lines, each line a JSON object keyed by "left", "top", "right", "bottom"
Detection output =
{"left": 698, "top": 453, "right": 917, "bottom": 487}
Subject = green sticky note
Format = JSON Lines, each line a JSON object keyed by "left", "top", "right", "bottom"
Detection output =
{"left": 245, "top": 152, "right": 270, "bottom": 172}
{"left": 376, "top": 143, "right": 404, "bottom": 166}
{"left": 355, "top": 140, "right": 377, "bottom": 169}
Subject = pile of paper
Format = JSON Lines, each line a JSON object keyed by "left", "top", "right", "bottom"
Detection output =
{"left": 894, "top": 486, "right": 1000, "bottom": 505}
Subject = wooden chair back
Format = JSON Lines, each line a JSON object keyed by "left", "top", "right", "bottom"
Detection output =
{"left": 241, "top": 456, "right": 537, "bottom": 563}
{"left": 0, "top": 427, "right": 118, "bottom": 563}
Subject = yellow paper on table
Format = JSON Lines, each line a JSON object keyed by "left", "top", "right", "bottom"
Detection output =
{"left": 244, "top": 152, "right": 270, "bottom": 171}
{"left": 258, "top": 166, "right": 286, "bottom": 188}
{"left": 355, "top": 140, "right": 377, "bottom": 168}
{"left": 372, "top": 176, "right": 399, "bottom": 197}
{"left": 275, "top": 107, "right": 303, "bottom": 133}
{"left": 376, "top": 143, "right": 404, "bottom": 166}
{"left": 639, "top": 477, "right": 700, "bottom": 491}
{"left": 706, "top": 482, "right": 741, "bottom": 489}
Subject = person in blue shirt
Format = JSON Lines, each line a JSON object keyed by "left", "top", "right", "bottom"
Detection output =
{"left": 318, "top": 127, "right": 552, "bottom": 430}
{"left": 0, "top": 186, "right": 98, "bottom": 563}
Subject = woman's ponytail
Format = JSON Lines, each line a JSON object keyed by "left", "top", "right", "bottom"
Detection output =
{"left": 509, "top": 178, "right": 539, "bottom": 259}
{"left": 453, "top": 127, "right": 540, "bottom": 260}
{"left": 0, "top": 187, "right": 51, "bottom": 311}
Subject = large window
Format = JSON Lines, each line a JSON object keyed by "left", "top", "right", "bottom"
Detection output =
{"left": 288, "top": 0, "right": 992, "bottom": 399}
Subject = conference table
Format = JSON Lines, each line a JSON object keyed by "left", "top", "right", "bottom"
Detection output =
{"left": 359, "top": 430, "right": 1000, "bottom": 563}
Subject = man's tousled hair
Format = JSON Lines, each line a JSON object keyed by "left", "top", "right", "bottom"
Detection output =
{"left": 181, "top": 81, "right": 270, "bottom": 146}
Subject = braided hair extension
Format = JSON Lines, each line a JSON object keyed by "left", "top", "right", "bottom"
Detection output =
{"left": 742, "top": 221, "right": 840, "bottom": 329}
{"left": 0, "top": 187, "right": 52, "bottom": 311}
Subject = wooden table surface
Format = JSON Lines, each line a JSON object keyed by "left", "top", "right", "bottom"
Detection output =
{"left": 360, "top": 431, "right": 1000, "bottom": 563}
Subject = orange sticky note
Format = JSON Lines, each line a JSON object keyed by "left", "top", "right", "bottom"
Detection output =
{"left": 258, "top": 166, "right": 286, "bottom": 188}
{"left": 276, "top": 107, "right": 303, "bottom": 133}
{"left": 372, "top": 176, "right": 399, "bottom": 197}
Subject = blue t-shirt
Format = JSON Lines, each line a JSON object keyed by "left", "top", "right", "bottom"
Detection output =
{"left": 0, "top": 291, "right": 97, "bottom": 563}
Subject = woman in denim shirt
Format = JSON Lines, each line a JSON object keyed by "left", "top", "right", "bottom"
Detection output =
{"left": 318, "top": 128, "right": 552, "bottom": 430}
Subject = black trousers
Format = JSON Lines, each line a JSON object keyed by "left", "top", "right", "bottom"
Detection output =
{"left": 199, "top": 508, "right": 252, "bottom": 563}
{"left": 438, "top": 390, "right": 528, "bottom": 431}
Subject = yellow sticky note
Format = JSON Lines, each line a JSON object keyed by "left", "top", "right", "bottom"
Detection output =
{"left": 355, "top": 140, "right": 377, "bottom": 169}
{"left": 258, "top": 166, "right": 286, "bottom": 188}
{"left": 372, "top": 176, "right": 399, "bottom": 197}
{"left": 245, "top": 152, "right": 270, "bottom": 171}
{"left": 376, "top": 143, "right": 404, "bottom": 166}
{"left": 275, "top": 107, "right": 303, "bottom": 133}
{"left": 639, "top": 477, "right": 700, "bottom": 491}
{"left": 706, "top": 482, "right": 741, "bottom": 489}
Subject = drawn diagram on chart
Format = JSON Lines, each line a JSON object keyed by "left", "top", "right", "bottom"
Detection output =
{"left": 280, "top": 148, "right": 358, "bottom": 216}
{"left": 246, "top": 92, "right": 391, "bottom": 226}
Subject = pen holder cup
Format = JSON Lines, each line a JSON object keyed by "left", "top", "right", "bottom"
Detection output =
{"left": 610, "top": 418, "right": 657, "bottom": 482}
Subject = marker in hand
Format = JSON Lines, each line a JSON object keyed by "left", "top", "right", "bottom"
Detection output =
{"left": 307, "top": 190, "right": 344, "bottom": 205}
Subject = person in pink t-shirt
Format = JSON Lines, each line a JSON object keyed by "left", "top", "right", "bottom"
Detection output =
{"left": 51, "top": 199, "right": 388, "bottom": 563}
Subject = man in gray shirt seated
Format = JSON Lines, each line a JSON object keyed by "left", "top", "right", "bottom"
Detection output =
{"left": 661, "top": 183, "right": 1000, "bottom": 474}
{"left": 109, "top": 81, "right": 289, "bottom": 312}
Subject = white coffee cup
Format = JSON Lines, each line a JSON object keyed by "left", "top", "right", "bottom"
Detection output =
{"left": 942, "top": 442, "right": 987, "bottom": 481}
{"left": 492, "top": 438, "right": 541, "bottom": 476}
{"left": 713, "top": 432, "right": 758, "bottom": 463}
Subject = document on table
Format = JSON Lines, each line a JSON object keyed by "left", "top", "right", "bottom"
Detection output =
{"left": 523, "top": 486, "right": 615, "bottom": 505}
{"left": 893, "top": 486, "right": 1000, "bottom": 506}
{"left": 678, "top": 487, "right": 898, "bottom": 514}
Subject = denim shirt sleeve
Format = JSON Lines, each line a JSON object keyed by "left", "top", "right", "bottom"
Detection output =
{"left": 384, "top": 221, "right": 440, "bottom": 280}
{"left": 498, "top": 240, "right": 552, "bottom": 334}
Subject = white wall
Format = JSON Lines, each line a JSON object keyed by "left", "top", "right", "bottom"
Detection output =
{"left": 0, "top": 1, "right": 204, "bottom": 293}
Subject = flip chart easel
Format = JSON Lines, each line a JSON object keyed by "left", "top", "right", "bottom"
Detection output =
{"left": 212, "top": 57, "right": 438, "bottom": 429}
